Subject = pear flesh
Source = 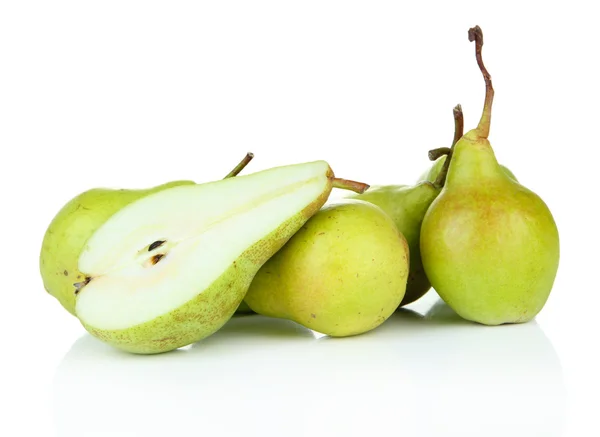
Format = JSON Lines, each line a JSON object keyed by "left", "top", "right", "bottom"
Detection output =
{"left": 244, "top": 199, "right": 410, "bottom": 337}
{"left": 75, "top": 161, "right": 337, "bottom": 353}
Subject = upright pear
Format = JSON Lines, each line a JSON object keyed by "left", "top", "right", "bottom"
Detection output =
{"left": 40, "top": 154, "right": 254, "bottom": 315}
{"left": 420, "top": 26, "right": 560, "bottom": 325}
{"left": 350, "top": 106, "right": 463, "bottom": 306}
{"left": 63, "top": 161, "right": 368, "bottom": 353}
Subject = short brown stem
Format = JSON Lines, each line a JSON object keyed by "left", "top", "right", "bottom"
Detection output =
{"left": 224, "top": 153, "right": 254, "bottom": 179}
{"left": 428, "top": 147, "right": 451, "bottom": 161}
{"left": 332, "top": 178, "right": 370, "bottom": 194}
{"left": 433, "top": 104, "right": 464, "bottom": 189}
{"left": 452, "top": 104, "right": 464, "bottom": 146}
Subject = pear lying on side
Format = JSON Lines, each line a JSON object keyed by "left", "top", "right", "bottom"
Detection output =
{"left": 40, "top": 153, "right": 255, "bottom": 315}
{"left": 47, "top": 160, "right": 369, "bottom": 354}
{"left": 420, "top": 26, "right": 560, "bottom": 325}
{"left": 418, "top": 154, "right": 517, "bottom": 184}
{"left": 74, "top": 162, "right": 369, "bottom": 353}
{"left": 349, "top": 106, "right": 463, "bottom": 307}
{"left": 244, "top": 199, "right": 410, "bottom": 337}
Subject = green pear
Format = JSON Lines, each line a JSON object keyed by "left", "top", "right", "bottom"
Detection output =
{"left": 418, "top": 154, "right": 517, "bottom": 183}
{"left": 244, "top": 199, "right": 410, "bottom": 337}
{"left": 420, "top": 26, "right": 560, "bottom": 325}
{"left": 40, "top": 154, "right": 255, "bottom": 316}
{"left": 60, "top": 161, "right": 369, "bottom": 354}
{"left": 349, "top": 183, "right": 439, "bottom": 307}
{"left": 349, "top": 106, "right": 464, "bottom": 307}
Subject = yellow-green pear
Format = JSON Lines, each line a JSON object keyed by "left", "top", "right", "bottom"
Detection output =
{"left": 350, "top": 106, "right": 464, "bottom": 307}
{"left": 420, "top": 26, "right": 560, "bottom": 325}
{"left": 349, "top": 183, "right": 439, "bottom": 307}
{"left": 40, "top": 154, "right": 254, "bottom": 315}
{"left": 53, "top": 161, "right": 368, "bottom": 354}
{"left": 244, "top": 199, "right": 410, "bottom": 337}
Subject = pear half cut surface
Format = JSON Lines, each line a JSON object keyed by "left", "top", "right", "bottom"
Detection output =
{"left": 40, "top": 153, "right": 254, "bottom": 316}
{"left": 75, "top": 161, "right": 350, "bottom": 354}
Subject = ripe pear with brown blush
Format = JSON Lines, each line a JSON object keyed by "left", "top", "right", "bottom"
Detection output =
{"left": 40, "top": 153, "right": 256, "bottom": 316}
{"left": 349, "top": 106, "right": 463, "bottom": 307}
{"left": 244, "top": 199, "right": 410, "bottom": 337}
{"left": 420, "top": 26, "right": 560, "bottom": 325}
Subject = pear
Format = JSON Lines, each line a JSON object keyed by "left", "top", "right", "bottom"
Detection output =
{"left": 40, "top": 153, "right": 255, "bottom": 315}
{"left": 244, "top": 199, "right": 410, "bottom": 337}
{"left": 68, "top": 161, "right": 368, "bottom": 354}
{"left": 418, "top": 154, "right": 517, "bottom": 183}
{"left": 349, "top": 106, "right": 463, "bottom": 307}
{"left": 420, "top": 26, "right": 560, "bottom": 325}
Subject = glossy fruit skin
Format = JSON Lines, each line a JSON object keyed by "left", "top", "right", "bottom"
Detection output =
{"left": 351, "top": 183, "right": 439, "bottom": 307}
{"left": 39, "top": 181, "right": 195, "bottom": 315}
{"left": 244, "top": 199, "right": 410, "bottom": 337}
{"left": 418, "top": 154, "right": 517, "bottom": 184}
{"left": 420, "top": 133, "right": 560, "bottom": 325}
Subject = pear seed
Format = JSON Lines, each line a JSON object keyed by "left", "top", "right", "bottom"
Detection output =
{"left": 148, "top": 240, "right": 166, "bottom": 251}
{"left": 151, "top": 254, "right": 165, "bottom": 265}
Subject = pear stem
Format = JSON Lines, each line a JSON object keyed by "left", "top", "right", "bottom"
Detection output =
{"left": 433, "top": 104, "right": 464, "bottom": 189}
{"left": 452, "top": 103, "right": 464, "bottom": 146}
{"left": 428, "top": 147, "right": 451, "bottom": 161}
{"left": 332, "top": 178, "right": 370, "bottom": 194}
{"left": 224, "top": 152, "right": 254, "bottom": 179}
{"left": 469, "top": 26, "right": 494, "bottom": 139}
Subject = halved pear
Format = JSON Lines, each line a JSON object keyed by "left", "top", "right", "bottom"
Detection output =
{"left": 40, "top": 153, "right": 254, "bottom": 316}
{"left": 74, "top": 161, "right": 368, "bottom": 354}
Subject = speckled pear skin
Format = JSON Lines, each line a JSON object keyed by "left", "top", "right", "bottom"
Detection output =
{"left": 78, "top": 178, "right": 333, "bottom": 354}
{"left": 420, "top": 132, "right": 560, "bottom": 325}
{"left": 39, "top": 180, "right": 195, "bottom": 315}
{"left": 418, "top": 151, "right": 517, "bottom": 183}
{"left": 350, "top": 182, "right": 439, "bottom": 307}
{"left": 244, "top": 199, "right": 410, "bottom": 337}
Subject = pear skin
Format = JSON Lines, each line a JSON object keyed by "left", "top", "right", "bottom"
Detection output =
{"left": 244, "top": 199, "right": 410, "bottom": 337}
{"left": 418, "top": 154, "right": 517, "bottom": 183}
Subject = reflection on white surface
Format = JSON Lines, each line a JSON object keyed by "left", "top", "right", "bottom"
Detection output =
{"left": 53, "top": 299, "right": 566, "bottom": 437}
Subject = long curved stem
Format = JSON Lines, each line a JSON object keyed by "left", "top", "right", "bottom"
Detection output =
{"left": 469, "top": 26, "right": 494, "bottom": 138}
{"left": 224, "top": 152, "right": 254, "bottom": 179}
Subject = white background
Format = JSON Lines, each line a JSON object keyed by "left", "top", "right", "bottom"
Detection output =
{"left": 1, "top": 1, "right": 598, "bottom": 436}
